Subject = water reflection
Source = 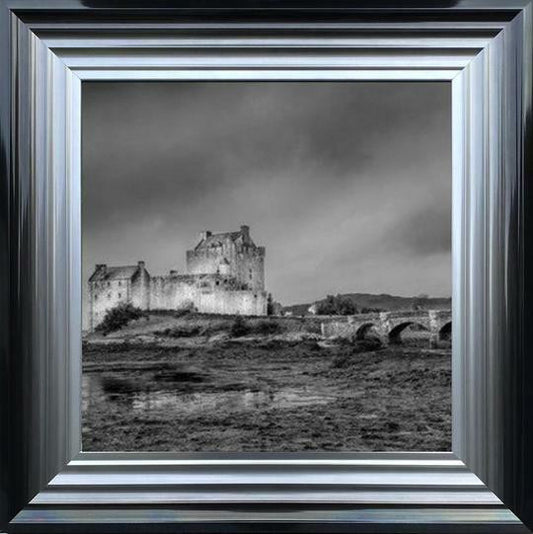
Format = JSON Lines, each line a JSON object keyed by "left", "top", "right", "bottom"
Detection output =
{"left": 83, "top": 374, "right": 336, "bottom": 417}
{"left": 131, "top": 389, "right": 335, "bottom": 414}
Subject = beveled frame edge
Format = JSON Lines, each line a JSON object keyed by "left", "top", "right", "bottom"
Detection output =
{"left": 1, "top": 1, "right": 532, "bottom": 533}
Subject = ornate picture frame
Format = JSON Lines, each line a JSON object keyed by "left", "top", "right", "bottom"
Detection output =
{"left": 1, "top": 1, "right": 532, "bottom": 532}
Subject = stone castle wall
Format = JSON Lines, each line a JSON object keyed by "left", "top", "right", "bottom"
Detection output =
{"left": 150, "top": 275, "right": 199, "bottom": 310}
{"left": 196, "top": 289, "right": 268, "bottom": 315}
{"left": 90, "top": 275, "right": 267, "bottom": 329}
{"left": 109, "top": 272, "right": 267, "bottom": 318}
{"left": 149, "top": 273, "right": 266, "bottom": 315}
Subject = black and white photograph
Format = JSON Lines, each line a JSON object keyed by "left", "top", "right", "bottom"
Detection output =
{"left": 82, "top": 81, "right": 452, "bottom": 452}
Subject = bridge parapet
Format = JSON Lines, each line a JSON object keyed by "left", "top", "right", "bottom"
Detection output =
{"left": 384, "top": 310, "right": 429, "bottom": 320}
{"left": 347, "top": 313, "right": 381, "bottom": 323}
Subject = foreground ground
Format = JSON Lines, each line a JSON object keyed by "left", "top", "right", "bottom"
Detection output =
{"left": 82, "top": 313, "right": 451, "bottom": 452}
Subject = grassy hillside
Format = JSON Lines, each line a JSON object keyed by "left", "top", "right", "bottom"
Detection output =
{"left": 84, "top": 310, "right": 327, "bottom": 343}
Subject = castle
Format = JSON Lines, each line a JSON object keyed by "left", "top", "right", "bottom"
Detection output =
{"left": 88, "top": 225, "right": 268, "bottom": 331}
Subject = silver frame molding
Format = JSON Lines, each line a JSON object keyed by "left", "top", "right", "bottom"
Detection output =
{"left": 1, "top": 1, "right": 532, "bottom": 532}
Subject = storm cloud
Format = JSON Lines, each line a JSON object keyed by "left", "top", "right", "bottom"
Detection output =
{"left": 82, "top": 81, "right": 451, "bottom": 323}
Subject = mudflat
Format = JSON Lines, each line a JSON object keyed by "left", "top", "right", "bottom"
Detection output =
{"left": 82, "top": 314, "right": 451, "bottom": 452}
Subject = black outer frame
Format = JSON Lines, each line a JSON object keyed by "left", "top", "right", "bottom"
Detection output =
{"left": 0, "top": 1, "right": 532, "bottom": 533}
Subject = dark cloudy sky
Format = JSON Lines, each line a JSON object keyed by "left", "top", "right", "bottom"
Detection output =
{"left": 82, "top": 81, "right": 451, "bottom": 324}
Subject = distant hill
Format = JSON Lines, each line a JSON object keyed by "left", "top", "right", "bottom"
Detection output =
{"left": 282, "top": 293, "right": 451, "bottom": 316}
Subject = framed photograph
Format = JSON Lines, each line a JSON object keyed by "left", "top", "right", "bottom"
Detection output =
{"left": 81, "top": 80, "right": 453, "bottom": 454}
{"left": 1, "top": 1, "right": 532, "bottom": 533}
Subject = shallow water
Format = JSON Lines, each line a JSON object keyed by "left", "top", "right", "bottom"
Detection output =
{"left": 82, "top": 344, "right": 452, "bottom": 451}
{"left": 82, "top": 374, "right": 337, "bottom": 417}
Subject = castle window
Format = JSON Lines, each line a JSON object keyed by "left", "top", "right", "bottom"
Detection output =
{"left": 215, "top": 281, "right": 219, "bottom": 286}
{"left": 118, "top": 281, "right": 122, "bottom": 286}
{"left": 107, "top": 282, "right": 110, "bottom": 287}
{"left": 94, "top": 295, "right": 98, "bottom": 301}
{"left": 118, "top": 293, "right": 121, "bottom": 298}
{"left": 108, "top": 293, "right": 111, "bottom": 299}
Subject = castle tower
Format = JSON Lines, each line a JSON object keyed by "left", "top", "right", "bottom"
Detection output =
{"left": 186, "top": 225, "right": 265, "bottom": 291}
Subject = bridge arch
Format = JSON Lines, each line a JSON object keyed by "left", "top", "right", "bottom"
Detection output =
{"left": 439, "top": 321, "right": 452, "bottom": 341}
{"left": 355, "top": 323, "right": 379, "bottom": 340}
{"left": 388, "top": 322, "right": 428, "bottom": 344}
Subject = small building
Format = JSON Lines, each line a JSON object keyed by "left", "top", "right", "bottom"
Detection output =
{"left": 308, "top": 303, "right": 319, "bottom": 315}
{"left": 88, "top": 262, "right": 150, "bottom": 332}
{"left": 88, "top": 226, "right": 269, "bottom": 330}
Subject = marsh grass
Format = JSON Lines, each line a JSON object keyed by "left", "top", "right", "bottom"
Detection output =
{"left": 83, "top": 337, "right": 451, "bottom": 452}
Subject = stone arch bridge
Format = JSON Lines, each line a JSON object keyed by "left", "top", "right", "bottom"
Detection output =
{"left": 320, "top": 310, "right": 452, "bottom": 348}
